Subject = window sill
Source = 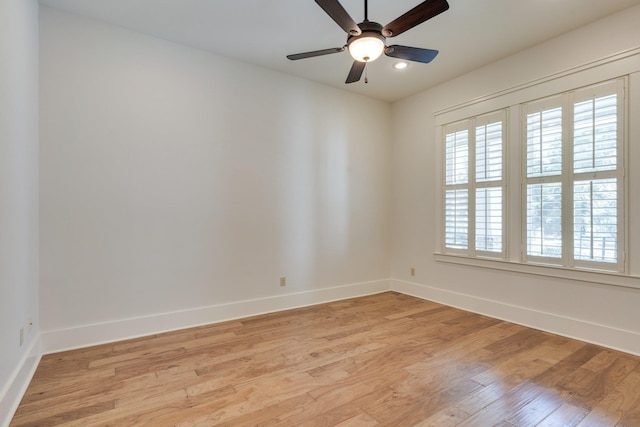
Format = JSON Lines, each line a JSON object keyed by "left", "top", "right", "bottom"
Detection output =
{"left": 434, "top": 252, "right": 640, "bottom": 290}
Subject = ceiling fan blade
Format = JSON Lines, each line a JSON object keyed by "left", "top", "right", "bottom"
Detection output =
{"left": 287, "top": 47, "right": 345, "bottom": 60}
{"left": 315, "top": 0, "right": 361, "bottom": 35}
{"left": 382, "top": 0, "right": 449, "bottom": 37}
{"left": 385, "top": 45, "right": 439, "bottom": 63}
{"left": 345, "top": 61, "right": 366, "bottom": 84}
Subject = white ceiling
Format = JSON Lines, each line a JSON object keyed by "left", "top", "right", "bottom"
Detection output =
{"left": 38, "top": 0, "right": 640, "bottom": 102}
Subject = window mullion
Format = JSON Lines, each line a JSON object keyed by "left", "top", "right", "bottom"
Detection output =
{"left": 616, "top": 77, "right": 627, "bottom": 273}
{"left": 469, "top": 121, "right": 477, "bottom": 257}
{"left": 563, "top": 93, "right": 575, "bottom": 268}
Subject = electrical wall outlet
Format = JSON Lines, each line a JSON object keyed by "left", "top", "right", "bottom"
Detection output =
{"left": 280, "top": 277, "right": 286, "bottom": 286}
{"left": 20, "top": 328, "right": 24, "bottom": 346}
{"left": 410, "top": 267, "right": 415, "bottom": 276}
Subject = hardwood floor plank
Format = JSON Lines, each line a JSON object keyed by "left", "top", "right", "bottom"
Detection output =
{"left": 576, "top": 366, "right": 640, "bottom": 426}
{"left": 333, "top": 413, "right": 378, "bottom": 427}
{"left": 367, "top": 378, "right": 485, "bottom": 426}
{"left": 532, "top": 344, "right": 601, "bottom": 387}
{"left": 536, "top": 402, "right": 589, "bottom": 427}
{"left": 456, "top": 381, "right": 549, "bottom": 426}
{"left": 556, "top": 353, "right": 638, "bottom": 409}
{"left": 214, "top": 393, "right": 317, "bottom": 427}
{"left": 10, "top": 292, "right": 640, "bottom": 427}
{"left": 504, "top": 389, "right": 564, "bottom": 426}
{"left": 452, "top": 381, "right": 514, "bottom": 422}
{"left": 286, "top": 385, "right": 397, "bottom": 426}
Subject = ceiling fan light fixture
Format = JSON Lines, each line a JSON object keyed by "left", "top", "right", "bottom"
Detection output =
{"left": 348, "top": 33, "right": 385, "bottom": 62}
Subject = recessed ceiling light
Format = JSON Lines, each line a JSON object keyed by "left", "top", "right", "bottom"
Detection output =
{"left": 392, "top": 61, "right": 409, "bottom": 70}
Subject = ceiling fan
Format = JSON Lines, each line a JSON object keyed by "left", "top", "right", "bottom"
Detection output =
{"left": 287, "top": 0, "right": 450, "bottom": 84}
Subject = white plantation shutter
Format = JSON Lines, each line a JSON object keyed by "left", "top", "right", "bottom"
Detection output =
{"left": 526, "top": 107, "right": 563, "bottom": 177}
{"left": 445, "top": 130, "right": 469, "bottom": 185}
{"left": 522, "top": 80, "right": 623, "bottom": 269}
{"left": 526, "top": 183, "right": 562, "bottom": 257}
{"left": 574, "top": 94, "right": 617, "bottom": 173}
{"left": 572, "top": 85, "right": 621, "bottom": 266}
{"left": 476, "top": 187, "right": 502, "bottom": 252}
{"left": 574, "top": 179, "right": 617, "bottom": 263}
{"left": 476, "top": 121, "right": 503, "bottom": 182}
{"left": 475, "top": 118, "right": 503, "bottom": 253}
{"left": 445, "top": 189, "right": 468, "bottom": 249}
{"left": 443, "top": 113, "right": 505, "bottom": 256}
{"left": 524, "top": 98, "right": 564, "bottom": 260}
{"left": 444, "top": 125, "right": 470, "bottom": 251}
{"left": 439, "top": 77, "right": 626, "bottom": 274}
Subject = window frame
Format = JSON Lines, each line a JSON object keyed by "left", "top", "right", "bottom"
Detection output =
{"left": 521, "top": 79, "right": 625, "bottom": 272}
{"left": 521, "top": 95, "right": 567, "bottom": 266}
{"left": 441, "top": 110, "right": 507, "bottom": 259}
{"left": 438, "top": 77, "right": 627, "bottom": 275}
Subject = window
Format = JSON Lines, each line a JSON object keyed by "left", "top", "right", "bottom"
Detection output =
{"left": 523, "top": 80, "right": 624, "bottom": 270}
{"left": 444, "top": 126, "right": 469, "bottom": 250}
{"left": 524, "top": 98, "right": 564, "bottom": 260}
{"left": 440, "top": 78, "right": 625, "bottom": 273}
{"left": 444, "top": 111, "right": 505, "bottom": 257}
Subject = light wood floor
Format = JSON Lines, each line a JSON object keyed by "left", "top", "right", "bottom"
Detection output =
{"left": 11, "top": 292, "right": 640, "bottom": 426}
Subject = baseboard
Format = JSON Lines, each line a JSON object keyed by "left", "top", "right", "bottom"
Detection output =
{"left": 0, "top": 336, "right": 41, "bottom": 427}
{"left": 391, "top": 279, "right": 640, "bottom": 356}
{"left": 41, "top": 279, "right": 392, "bottom": 355}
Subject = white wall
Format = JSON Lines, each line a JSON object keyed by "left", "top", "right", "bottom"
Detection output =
{"left": 0, "top": 0, "right": 40, "bottom": 423}
{"left": 391, "top": 5, "right": 640, "bottom": 354}
{"left": 39, "top": 7, "right": 392, "bottom": 350}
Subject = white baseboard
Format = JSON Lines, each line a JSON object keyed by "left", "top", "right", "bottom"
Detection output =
{"left": 0, "top": 336, "right": 42, "bottom": 427}
{"left": 391, "top": 279, "right": 640, "bottom": 356}
{"left": 41, "top": 279, "right": 392, "bottom": 355}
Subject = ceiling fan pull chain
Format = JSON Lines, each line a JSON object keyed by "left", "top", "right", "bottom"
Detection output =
{"left": 364, "top": 62, "right": 368, "bottom": 84}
